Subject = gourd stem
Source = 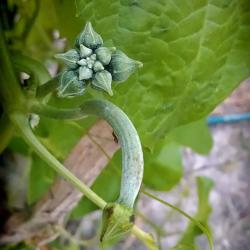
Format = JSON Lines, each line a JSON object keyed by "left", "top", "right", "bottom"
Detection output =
{"left": 10, "top": 112, "right": 107, "bottom": 209}
{"left": 31, "top": 99, "right": 144, "bottom": 209}
{"left": 31, "top": 102, "right": 85, "bottom": 120}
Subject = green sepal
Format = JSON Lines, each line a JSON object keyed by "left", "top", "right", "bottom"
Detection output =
{"left": 76, "top": 22, "right": 103, "bottom": 49}
{"left": 95, "top": 47, "right": 115, "bottom": 65}
{"left": 91, "top": 70, "right": 113, "bottom": 96}
{"left": 57, "top": 71, "right": 86, "bottom": 98}
{"left": 100, "top": 203, "right": 134, "bottom": 248}
{"left": 110, "top": 50, "right": 143, "bottom": 82}
{"left": 54, "top": 49, "right": 79, "bottom": 69}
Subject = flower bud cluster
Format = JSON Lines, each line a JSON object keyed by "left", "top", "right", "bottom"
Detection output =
{"left": 55, "top": 22, "right": 143, "bottom": 98}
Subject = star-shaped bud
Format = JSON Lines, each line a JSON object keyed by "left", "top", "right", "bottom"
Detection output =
{"left": 110, "top": 50, "right": 143, "bottom": 82}
{"left": 96, "top": 47, "right": 115, "bottom": 65}
{"left": 76, "top": 22, "right": 103, "bottom": 49}
{"left": 92, "top": 70, "right": 113, "bottom": 96}
{"left": 55, "top": 49, "right": 79, "bottom": 69}
{"left": 57, "top": 71, "right": 86, "bottom": 98}
{"left": 55, "top": 22, "right": 142, "bottom": 98}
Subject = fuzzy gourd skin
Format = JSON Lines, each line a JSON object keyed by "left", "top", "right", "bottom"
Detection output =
{"left": 81, "top": 100, "right": 144, "bottom": 246}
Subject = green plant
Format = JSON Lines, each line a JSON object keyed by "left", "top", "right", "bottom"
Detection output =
{"left": 0, "top": 1, "right": 249, "bottom": 250}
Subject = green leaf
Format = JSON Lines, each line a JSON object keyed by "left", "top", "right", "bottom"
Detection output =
{"left": 168, "top": 119, "right": 213, "bottom": 155}
{"left": 177, "top": 176, "right": 214, "bottom": 248}
{"left": 143, "top": 142, "right": 183, "bottom": 191}
{"left": 75, "top": 0, "right": 250, "bottom": 149}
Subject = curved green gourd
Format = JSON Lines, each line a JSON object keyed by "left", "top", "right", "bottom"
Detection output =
{"left": 32, "top": 99, "right": 144, "bottom": 245}
{"left": 32, "top": 100, "right": 143, "bottom": 207}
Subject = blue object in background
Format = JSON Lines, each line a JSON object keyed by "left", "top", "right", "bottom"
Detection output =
{"left": 208, "top": 113, "right": 250, "bottom": 125}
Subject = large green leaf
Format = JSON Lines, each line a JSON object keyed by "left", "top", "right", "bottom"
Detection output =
{"left": 143, "top": 142, "right": 183, "bottom": 191}
{"left": 75, "top": 0, "right": 250, "bottom": 148}
{"left": 21, "top": 0, "right": 250, "bottom": 150}
{"left": 168, "top": 119, "right": 213, "bottom": 155}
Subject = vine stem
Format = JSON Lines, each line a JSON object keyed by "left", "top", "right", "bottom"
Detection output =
{"left": 0, "top": 113, "right": 14, "bottom": 153}
{"left": 142, "top": 189, "right": 214, "bottom": 250}
{"left": 10, "top": 113, "right": 106, "bottom": 209}
{"left": 0, "top": 21, "right": 24, "bottom": 112}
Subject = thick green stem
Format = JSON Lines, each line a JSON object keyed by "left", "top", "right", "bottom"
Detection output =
{"left": 0, "top": 113, "right": 14, "bottom": 153}
{"left": 0, "top": 22, "right": 25, "bottom": 112}
{"left": 32, "top": 99, "right": 144, "bottom": 209}
{"left": 10, "top": 113, "right": 106, "bottom": 209}
{"left": 31, "top": 103, "right": 86, "bottom": 120}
